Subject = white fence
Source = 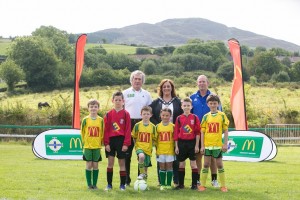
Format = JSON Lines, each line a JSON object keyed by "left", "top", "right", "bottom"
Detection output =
{"left": 265, "top": 124, "right": 300, "bottom": 144}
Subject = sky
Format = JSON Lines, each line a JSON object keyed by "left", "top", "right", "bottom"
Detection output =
{"left": 1, "top": 0, "right": 300, "bottom": 46}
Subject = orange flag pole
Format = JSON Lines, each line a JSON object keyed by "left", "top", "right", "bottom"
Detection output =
{"left": 228, "top": 38, "right": 248, "bottom": 130}
{"left": 72, "top": 34, "right": 87, "bottom": 129}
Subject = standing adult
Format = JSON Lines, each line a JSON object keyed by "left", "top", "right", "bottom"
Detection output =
{"left": 150, "top": 79, "right": 183, "bottom": 187}
{"left": 123, "top": 70, "right": 152, "bottom": 186}
{"left": 190, "top": 75, "right": 221, "bottom": 187}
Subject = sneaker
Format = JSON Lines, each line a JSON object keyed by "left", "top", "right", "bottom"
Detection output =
{"left": 190, "top": 185, "right": 198, "bottom": 190}
{"left": 92, "top": 186, "right": 98, "bottom": 190}
{"left": 220, "top": 187, "right": 228, "bottom": 192}
{"left": 165, "top": 186, "right": 172, "bottom": 190}
{"left": 120, "top": 184, "right": 126, "bottom": 191}
{"left": 174, "top": 185, "right": 184, "bottom": 190}
{"left": 104, "top": 184, "right": 112, "bottom": 191}
{"left": 211, "top": 180, "right": 219, "bottom": 188}
{"left": 160, "top": 186, "right": 165, "bottom": 191}
{"left": 88, "top": 185, "right": 93, "bottom": 190}
{"left": 137, "top": 173, "right": 146, "bottom": 180}
{"left": 197, "top": 180, "right": 201, "bottom": 186}
{"left": 198, "top": 186, "right": 206, "bottom": 192}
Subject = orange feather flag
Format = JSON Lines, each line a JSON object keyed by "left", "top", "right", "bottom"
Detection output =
{"left": 228, "top": 38, "right": 248, "bottom": 130}
{"left": 72, "top": 34, "right": 87, "bottom": 129}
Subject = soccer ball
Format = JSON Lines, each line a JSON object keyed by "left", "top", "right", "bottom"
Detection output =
{"left": 134, "top": 180, "right": 147, "bottom": 191}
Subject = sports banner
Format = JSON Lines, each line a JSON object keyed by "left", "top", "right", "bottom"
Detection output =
{"left": 223, "top": 131, "right": 276, "bottom": 162}
{"left": 72, "top": 34, "right": 87, "bottom": 129}
{"left": 32, "top": 129, "right": 83, "bottom": 160}
{"left": 228, "top": 38, "right": 248, "bottom": 130}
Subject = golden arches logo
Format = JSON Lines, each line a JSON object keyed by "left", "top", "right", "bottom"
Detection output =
{"left": 70, "top": 138, "right": 82, "bottom": 149}
{"left": 242, "top": 140, "right": 255, "bottom": 151}
{"left": 88, "top": 127, "right": 99, "bottom": 137}
{"left": 208, "top": 122, "right": 219, "bottom": 133}
{"left": 138, "top": 132, "right": 150, "bottom": 143}
{"left": 159, "top": 131, "right": 171, "bottom": 141}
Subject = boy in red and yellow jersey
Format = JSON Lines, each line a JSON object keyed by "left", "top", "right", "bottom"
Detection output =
{"left": 104, "top": 91, "right": 131, "bottom": 191}
{"left": 81, "top": 99, "right": 104, "bottom": 189}
{"left": 174, "top": 97, "right": 200, "bottom": 190}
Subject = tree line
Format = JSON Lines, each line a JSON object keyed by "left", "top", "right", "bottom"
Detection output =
{"left": 1, "top": 26, "right": 300, "bottom": 92}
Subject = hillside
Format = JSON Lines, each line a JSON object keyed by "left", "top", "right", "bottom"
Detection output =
{"left": 87, "top": 18, "right": 300, "bottom": 52}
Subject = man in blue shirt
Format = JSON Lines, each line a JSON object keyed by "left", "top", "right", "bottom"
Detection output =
{"left": 190, "top": 75, "right": 221, "bottom": 188}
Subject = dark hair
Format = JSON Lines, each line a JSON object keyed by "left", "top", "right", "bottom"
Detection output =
{"left": 182, "top": 97, "right": 192, "bottom": 104}
{"left": 141, "top": 105, "right": 152, "bottom": 114}
{"left": 160, "top": 107, "right": 172, "bottom": 115}
{"left": 206, "top": 94, "right": 220, "bottom": 104}
{"left": 112, "top": 91, "right": 124, "bottom": 99}
{"left": 158, "top": 79, "right": 177, "bottom": 98}
{"left": 87, "top": 99, "right": 100, "bottom": 107}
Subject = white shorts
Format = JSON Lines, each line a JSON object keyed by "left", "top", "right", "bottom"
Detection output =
{"left": 156, "top": 155, "right": 175, "bottom": 163}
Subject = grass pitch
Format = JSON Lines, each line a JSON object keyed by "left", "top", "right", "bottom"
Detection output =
{"left": 0, "top": 142, "right": 299, "bottom": 200}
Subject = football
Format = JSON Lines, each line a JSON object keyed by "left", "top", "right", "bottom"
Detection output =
{"left": 133, "top": 180, "right": 148, "bottom": 191}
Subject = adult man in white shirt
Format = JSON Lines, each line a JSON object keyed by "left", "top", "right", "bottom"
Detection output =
{"left": 123, "top": 70, "right": 152, "bottom": 186}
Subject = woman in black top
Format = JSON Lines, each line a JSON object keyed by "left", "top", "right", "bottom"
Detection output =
{"left": 150, "top": 79, "right": 183, "bottom": 187}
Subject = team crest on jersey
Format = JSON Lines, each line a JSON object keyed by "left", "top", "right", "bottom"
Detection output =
{"left": 183, "top": 125, "right": 192, "bottom": 134}
{"left": 112, "top": 122, "right": 120, "bottom": 131}
{"left": 120, "top": 119, "right": 124, "bottom": 124}
{"left": 191, "top": 120, "right": 194, "bottom": 125}
{"left": 127, "top": 94, "right": 135, "bottom": 98}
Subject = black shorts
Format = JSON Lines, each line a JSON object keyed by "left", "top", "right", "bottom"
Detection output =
{"left": 177, "top": 139, "right": 196, "bottom": 162}
{"left": 105, "top": 136, "right": 126, "bottom": 159}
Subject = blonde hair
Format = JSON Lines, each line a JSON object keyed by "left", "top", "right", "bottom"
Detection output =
{"left": 87, "top": 99, "right": 100, "bottom": 107}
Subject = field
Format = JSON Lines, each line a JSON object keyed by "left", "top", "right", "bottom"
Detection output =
{"left": 0, "top": 142, "right": 299, "bottom": 200}
{"left": 0, "top": 38, "right": 11, "bottom": 55}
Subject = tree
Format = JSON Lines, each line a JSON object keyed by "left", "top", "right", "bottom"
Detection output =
{"left": 289, "top": 61, "right": 300, "bottom": 81}
{"left": 248, "top": 51, "right": 283, "bottom": 82}
{"left": 0, "top": 60, "right": 24, "bottom": 91}
{"left": 8, "top": 36, "right": 59, "bottom": 91}
{"left": 136, "top": 47, "right": 152, "bottom": 55}
{"left": 140, "top": 59, "right": 157, "bottom": 74}
{"left": 217, "top": 62, "right": 234, "bottom": 81}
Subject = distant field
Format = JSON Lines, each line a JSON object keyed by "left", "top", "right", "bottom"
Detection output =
{"left": 0, "top": 38, "right": 11, "bottom": 55}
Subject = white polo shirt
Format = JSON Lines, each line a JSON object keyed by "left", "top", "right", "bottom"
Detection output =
{"left": 123, "top": 87, "right": 152, "bottom": 119}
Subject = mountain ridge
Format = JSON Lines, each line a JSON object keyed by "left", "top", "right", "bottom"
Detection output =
{"left": 86, "top": 18, "right": 300, "bottom": 52}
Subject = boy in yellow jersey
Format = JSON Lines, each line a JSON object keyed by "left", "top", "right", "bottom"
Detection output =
{"left": 132, "top": 106, "right": 156, "bottom": 181}
{"left": 155, "top": 108, "right": 175, "bottom": 190}
{"left": 198, "top": 94, "right": 229, "bottom": 192}
{"left": 81, "top": 99, "right": 104, "bottom": 189}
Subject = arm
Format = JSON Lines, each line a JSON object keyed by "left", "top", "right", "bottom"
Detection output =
{"left": 222, "top": 130, "right": 228, "bottom": 152}
{"left": 195, "top": 135, "right": 200, "bottom": 153}
{"left": 103, "top": 113, "right": 110, "bottom": 147}
{"left": 200, "top": 131, "right": 205, "bottom": 154}
{"left": 122, "top": 111, "right": 132, "bottom": 151}
{"left": 175, "top": 140, "right": 179, "bottom": 155}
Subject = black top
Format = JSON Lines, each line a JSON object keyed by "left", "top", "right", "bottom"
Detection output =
{"left": 149, "top": 97, "right": 183, "bottom": 125}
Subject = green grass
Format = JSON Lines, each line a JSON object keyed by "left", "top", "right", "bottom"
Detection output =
{"left": 85, "top": 43, "right": 137, "bottom": 54}
{"left": 0, "top": 142, "right": 299, "bottom": 200}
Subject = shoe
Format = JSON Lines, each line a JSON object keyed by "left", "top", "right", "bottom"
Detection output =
{"left": 92, "top": 186, "right": 98, "bottom": 190}
{"left": 220, "top": 187, "right": 228, "bottom": 192}
{"left": 137, "top": 173, "right": 147, "bottom": 180}
{"left": 104, "top": 184, "right": 112, "bottom": 191}
{"left": 211, "top": 180, "right": 219, "bottom": 188}
{"left": 120, "top": 184, "right": 126, "bottom": 191}
{"left": 165, "top": 186, "right": 172, "bottom": 190}
{"left": 198, "top": 186, "right": 206, "bottom": 192}
{"left": 197, "top": 180, "right": 201, "bottom": 186}
{"left": 88, "top": 185, "right": 93, "bottom": 189}
{"left": 173, "top": 183, "right": 179, "bottom": 187}
{"left": 174, "top": 185, "right": 184, "bottom": 190}
{"left": 160, "top": 186, "right": 165, "bottom": 191}
{"left": 190, "top": 185, "right": 198, "bottom": 190}
{"left": 125, "top": 183, "right": 130, "bottom": 187}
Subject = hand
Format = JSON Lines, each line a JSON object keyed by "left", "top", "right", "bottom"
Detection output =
{"left": 175, "top": 147, "right": 179, "bottom": 155}
{"left": 222, "top": 144, "right": 228, "bottom": 152}
{"left": 105, "top": 145, "right": 111, "bottom": 152}
{"left": 122, "top": 145, "right": 128, "bottom": 152}
{"left": 195, "top": 145, "right": 199, "bottom": 153}
{"left": 200, "top": 147, "right": 205, "bottom": 154}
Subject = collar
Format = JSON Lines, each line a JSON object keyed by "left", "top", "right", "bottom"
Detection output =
{"left": 197, "top": 89, "right": 211, "bottom": 98}
{"left": 159, "top": 97, "right": 176, "bottom": 105}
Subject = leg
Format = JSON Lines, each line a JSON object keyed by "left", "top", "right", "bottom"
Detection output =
{"left": 178, "top": 161, "right": 186, "bottom": 187}
{"left": 172, "top": 159, "right": 179, "bottom": 186}
{"left": 216, "top": 157, "right": 226, "bottom": 188}
{"left": 137, "top": 153, "right": 146, "bottom": 179}
{"left": 190, "top": 160, "right": 198, "bottom": 189}
{"left": 107, "top": 156, "right": 115, "bottom": 187}
{"left": 200, "top": 156, "right": 211, "bottom": 187}
{"left": 159, "top": 162, "right": 167, "bottom": 187}
{"left": 210, "top": 157, "right": 219, "bottom": 187}
{"left": 166, "top": 162, "right": 173, "bottom": 187}
{"left": 157, "top": 161, "right": 161, "bottom": 186}
{"left": 118, "top": 158, "right": 126, "bottom": 188}
{"left": 85, "top": 161, "right": 93, "bottom": 188}
{"left": 195, "top": 152, "right": 202, "bottom": 185}
{"left": 125, "top": 137, "right": 134, "bottom": 185}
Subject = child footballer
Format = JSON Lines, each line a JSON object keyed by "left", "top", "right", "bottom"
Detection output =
{"left": 155, "top": 108, "right": 175, "bottom": 190}
{"left": 174, "top": 97, "right": 200, "bottom": 190}
{"left": 132, "top": 106, "right": 156, "bottom": 181}
{"left": 80, "top": 99, "right": 104, "bottom": 189}
{"left": 104, "top": 91, "right": 131, "bottom": 191}
{"left": 198, "top": 94, "right": 229, "bottom": 192}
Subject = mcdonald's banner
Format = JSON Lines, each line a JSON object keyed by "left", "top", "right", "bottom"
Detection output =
{"left": 32, "top": 129, "right": 83, "bottom": 160}
{"left": 223, "top": 131, "right": 277, "bottom": 162}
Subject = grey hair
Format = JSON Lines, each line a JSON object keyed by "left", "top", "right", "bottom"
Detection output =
{"left": 130, "top": 70, "right": 146, "bottom": 84}
{"left": 197, "top": 74, "right": 209, "bottom": 83}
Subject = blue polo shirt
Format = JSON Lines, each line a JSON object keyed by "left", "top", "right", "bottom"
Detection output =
{"left": 190, "top": 90, "right": 222, "bottom": 121}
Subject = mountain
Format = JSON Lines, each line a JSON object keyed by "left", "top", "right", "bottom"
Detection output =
{"left": 87, "top": 18, "right": 300, "bottom": 52}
